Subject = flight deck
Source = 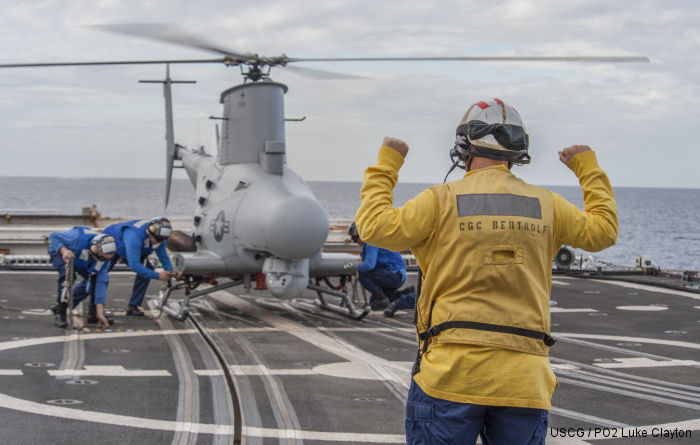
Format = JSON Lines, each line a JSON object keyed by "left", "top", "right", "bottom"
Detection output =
{"left": 0, "top": 270, "right": 698, "bottom": 444}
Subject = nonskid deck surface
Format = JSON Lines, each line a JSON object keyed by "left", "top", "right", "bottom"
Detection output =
{"left": 0, "top": 271, "right": 697, "bottom": 444}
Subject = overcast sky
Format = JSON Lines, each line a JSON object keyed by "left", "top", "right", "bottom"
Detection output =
{"left": 1, "top": 0, "right": 699, "bottom": 188}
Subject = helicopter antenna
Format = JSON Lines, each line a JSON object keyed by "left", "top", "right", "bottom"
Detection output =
{"left": 140, "top": 64, "right": 196, "bottom": 207}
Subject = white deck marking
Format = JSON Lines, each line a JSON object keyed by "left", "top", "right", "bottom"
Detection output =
{"left": 556, "top": 333, "right": 700, "bottom": 350}
{"left": 0, "top": 369, "right": 22, "bottom": 375}
{"left": 48, "top": 365, "right": 171, "bottom": 377}
{"left": 551, "top": 406, "right": 628, "bottom": 428}
{"left": 201, "top": 362, "right": 417, "bottom": 379}
{"left": 551, "top": 307, "right": 598, "bottom": 313}
{"left": 591, "top": 279, "right": 700, "bottom": 300}
{"left": 213, "top": 292, "right": 413, "bottom": 390}
{"left": 242, "top": 426, "right": 405, "bottom": 443}
{"left": 552, "top": 280, "right": 570, "bottom": 286}
{"left": 551, "top": 364, "right": 580, "bottom": 371}
{"left": 0, "top": 329, "right": 198, "bottom": 353}
{"left": 616, "top": 305, "right": 668, "bottom": 311}
{"left": 0, "top": 391, "right": 405, "bottom": 442}
{"left": 593, "top": 357, "right": 700, "bottom": 369}
{"left": 195, "top": 366, "right": 315, "bottom": 376}
{"left": 21, "top": 309, "right": 53, "bottom": 316}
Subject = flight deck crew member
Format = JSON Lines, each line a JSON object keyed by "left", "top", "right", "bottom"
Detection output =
{"left": 102, "top": 217, "right": 176, "bottom": 316}
{"left": 355, "top": 98, "right": 618, "bottom": 444}
{"left": 48, "top": 227, "right": 117, "bottom": 328}
{"left": 348, "top": 222, "right": 407, "bottom": 310}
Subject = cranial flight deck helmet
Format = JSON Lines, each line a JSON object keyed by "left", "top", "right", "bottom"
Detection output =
{"left": 89, "top": 234, "right": 117, "bottom": 261}
{"left": 449, "top": 98, "right": 530, "bottom": 177}
{"left": 147, "top": 218, "right": 173, "bottom": 242}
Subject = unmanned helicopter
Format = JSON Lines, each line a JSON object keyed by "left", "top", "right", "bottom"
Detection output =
{"left": 0, "top": 24, "right": 649, "bottom": 320}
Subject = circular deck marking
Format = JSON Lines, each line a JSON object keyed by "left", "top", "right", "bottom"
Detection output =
{"left": 66, "top": 379, "right": 98, "bottom": 385}
{"left": 46, "top": 399, "right": 82, "bottom": 405}
{"left": 0, "top": 328, "right": 695, "bottom": 442}
{"left": 293, "top": 362, "right": 317, "bottom": 367}
{"left": 616, "top": 305, "right": 668, "bottom": 311}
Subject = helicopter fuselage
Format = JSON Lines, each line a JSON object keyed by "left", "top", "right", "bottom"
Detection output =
{"left": 169, "top": 81, "right": 355, "bottom": 298}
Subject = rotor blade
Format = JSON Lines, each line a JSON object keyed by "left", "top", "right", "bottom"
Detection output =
{"left": 287, "top": 55, "right": 650, "bottom": 63}
{"left": 284, "top": 65, "right": 364, "bottom": 80}
{"left": 0, "top": 58, "right": 227, "bottom": 69}
{"left": 89, "top": 24, "right": 252, "bottom": 59}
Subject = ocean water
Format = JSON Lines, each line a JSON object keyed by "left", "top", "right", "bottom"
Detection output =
{"left": 1, "top": 177, "right": 698, "bottom": 271}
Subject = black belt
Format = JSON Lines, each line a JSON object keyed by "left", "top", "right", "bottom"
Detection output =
{"left": 413, "top": 320, "right": 555, "bottom": 376}
{"left": 419, "top": 320, "right": 556, "bottom": 346}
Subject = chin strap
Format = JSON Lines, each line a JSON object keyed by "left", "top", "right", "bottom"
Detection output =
{"left": 442, "top": 161, "right": 460, "bottom": 183}
{"left": 445, "top": 140, "right": 470, "bottom": 182}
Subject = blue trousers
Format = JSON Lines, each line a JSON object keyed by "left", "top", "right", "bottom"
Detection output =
{"left": 358, "top": 268, "right": 404, "bottom": 301}
{"left": 107, "top": 256, "right": 153, "bottom": 307}
{"left": 50, "top": 253, "right": 95, "bottom": 307}
{"left": 405, "top": 381, "right": 548, "bottom": 445}
{"left": 394, "top": 291, "right": 416, "bottom": 309}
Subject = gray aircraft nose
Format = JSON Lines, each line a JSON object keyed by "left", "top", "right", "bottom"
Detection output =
{"left": 266, "top": 195, "right": 329, "bottom": 259}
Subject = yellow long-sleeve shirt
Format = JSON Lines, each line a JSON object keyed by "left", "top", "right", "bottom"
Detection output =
{"left": 355, "top": 146, "right": 617, "bottom": 409}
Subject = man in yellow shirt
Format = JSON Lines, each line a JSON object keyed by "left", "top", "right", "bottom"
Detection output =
{"left": 355, "top": 98, "right": 617, "bottom": 444}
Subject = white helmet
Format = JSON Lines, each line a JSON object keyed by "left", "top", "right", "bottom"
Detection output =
{"left": 453, "top": 98, "right": 530, "bottom": 166}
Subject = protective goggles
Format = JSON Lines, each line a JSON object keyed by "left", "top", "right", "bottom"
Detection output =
{"left": 458, "top": 120, "right": 529, "bottom": 151}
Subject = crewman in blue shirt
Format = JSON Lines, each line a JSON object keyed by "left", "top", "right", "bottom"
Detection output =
{"left": 48, "top": 227, "right": 116, "bottom": 328}
{"left": 102, "top": 217, "right": 176, "bottom": 316}
{"left": 348, "top": 222, "right": 407, "bottom": 310}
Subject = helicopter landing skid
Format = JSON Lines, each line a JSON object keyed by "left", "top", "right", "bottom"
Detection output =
{"left": 157, "top": 278, "right": 244, "bottom": 321}
{"left": 308, "top": 283, "right": 371, "bottom": 321}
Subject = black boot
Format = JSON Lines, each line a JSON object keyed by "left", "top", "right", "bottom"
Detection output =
{"left": 396, "top": 285, "right": 416, "bottom": 297}
{"left": 54, "top": 303, "right": 68, "bottom": 328}
{"left": 370, "top": 290, "right": 390, "bottom": 310}
{"left": 126, "top": 305, "right": 144, "bottom": 316}
{"left": 383, "top": 301, "right": 398, "bottom": 318}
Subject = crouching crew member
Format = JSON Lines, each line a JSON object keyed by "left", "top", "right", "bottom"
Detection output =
{"left": 102, "top": 217, "right": 177, "bottom": 316}
{"left": 349, "top": 222, "right": 407, "bottom": 310}
{"left": 355, "top": 98, "right": 618, "bottom": 444}
{"left": 48, "top": 227, "right": 116, "bottom": 328}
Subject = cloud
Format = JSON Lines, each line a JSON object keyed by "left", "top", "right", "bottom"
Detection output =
{"left": 0, "top": 0, "right": 698, "bottom": 187}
